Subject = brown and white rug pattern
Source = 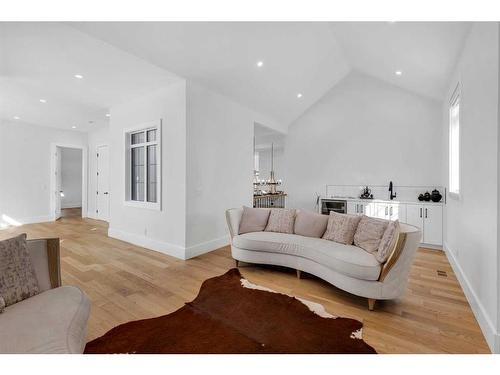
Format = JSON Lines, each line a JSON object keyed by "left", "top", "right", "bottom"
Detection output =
{"left": 85, "top": 268, "right": 376, "bottom": 354}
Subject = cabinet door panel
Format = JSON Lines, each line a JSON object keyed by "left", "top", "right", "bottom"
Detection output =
{"left": 389, "top": 203, "right": 406, "bottom": 222}
{"left": 346, "top": 202, "right": 357, "bottom": 215}
{"left": 374, "top": 203, "right": 389, "bottom": 220}
{"left": 362, "top": 202, "right": 376, "bottom": 218}
{"left": 423, "top": 205, "right": 443, "bottom": 245}
{"left": 406, "top": 204, "right": 423, "bottom": 242}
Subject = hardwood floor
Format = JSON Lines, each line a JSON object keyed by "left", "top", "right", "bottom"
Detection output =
{"left": 0, "top": 212, "right": 490, "bottom": 353}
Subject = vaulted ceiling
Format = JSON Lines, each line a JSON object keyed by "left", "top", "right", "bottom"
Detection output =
{"left": 1, "top": 22, "right": 471, "bottom": 132}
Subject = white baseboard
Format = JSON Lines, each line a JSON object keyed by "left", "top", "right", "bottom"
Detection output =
{"left": 107, "top": 227, "right": 229, "bottom": 260}
{"left": 0, "top": 214, "right": 53, "bottom": 229}
{"left": 444, "top": 241, "right": 499, "bottom": 353}
{"left": 185, "top": 235, "right": 230, "bottom": 259}
{"left": 108, "top": 227, "right": 186, "bottom": 260}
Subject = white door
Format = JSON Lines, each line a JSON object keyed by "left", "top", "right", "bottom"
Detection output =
{"left": 423, "top": 205, "right": 443, "bottom": 245}
{"left": 54, "top": 147, "right": 62, "bottom": 220}
{"left": 96, "top": 145, "right": 110, "bottom": 221}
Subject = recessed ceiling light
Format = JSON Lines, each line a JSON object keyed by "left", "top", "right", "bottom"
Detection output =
{"left": 89, "top": 121, "right": 94, "bottom": 124}
{"left": 297, "top": 93, "right": 303, "bottom": 98}
{"left": 105, "top": 113, "right": 110, "bottom": 117}
{"left": 395, "top": 70, "right": 402, "bottom": 76}
{"left": 13, "top": 116, "right": 20, "bottom": 120}
{"left": 72, "top": 126, "right": 77, "bottom": 129}
{"left": 39, "top": 99, "right": 47, "bottom": 103}
{"left": 256, "top": 61, "right": 264, "bottom": 68}
{"left": 74, "top": 74, "right": 83, "bottom": 79}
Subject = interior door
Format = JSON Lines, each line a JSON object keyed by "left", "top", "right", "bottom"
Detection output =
{"left": 54, "top": 147, "right": 62, "bottom": 220}
{"left": 96, "top": 145, "right": 110, "bottom": 222}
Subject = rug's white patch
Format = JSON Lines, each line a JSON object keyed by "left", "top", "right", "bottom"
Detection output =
{"left": 240, "top": 277, "right": 364, "bottom": 340}
{"left": 241, "top": 278, "right": 336, "bottom": 319}
{"left": 350, "top": 328, "right": 363, "bottom": 340}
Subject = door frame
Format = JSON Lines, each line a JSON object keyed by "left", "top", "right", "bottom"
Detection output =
{"left": 50, "top": 143, "right": 88, "bottom": 220}
{"left": 95, "top": 143, "right": 110, "bottom": 222}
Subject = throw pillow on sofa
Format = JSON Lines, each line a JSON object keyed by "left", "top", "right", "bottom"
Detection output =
{"left": 294, "top": 210, "right": 329, "bottom": 238}
{"left": 354, "top": 215, "right": 389, "bottom": 253}
{"left": 0, "top": 233, "right": 39, "bottom": 310}
{"left": 238, "top": 206, "right": 271, "bottom": 234}
{"left": 322, "top": 211, "right": 362, "bottom": 245}
{"left": 376, "top": 220, "right": 400, "bottom": 263}
{"left": 265, "top": 208, "right": 296, "bottom": 234}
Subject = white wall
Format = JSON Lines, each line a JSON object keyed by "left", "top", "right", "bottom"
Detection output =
{"left": 60, "top": 147, "right": 83, "bottom": 208}
{"left": 185, "top": 81, "right": 284, "bottom": 258}
{"left": 285, "top": 71, "right": 443, "bottom": 211}
{"left": 87, "top": 123, "right": 110, "bottom": 219}
{"left": 107, "top": 82, "right": 188, "bottom": 259}
{"left": 441, "top": 22, "right": 500, "bottom": 353}
{"left": 0, "top": 120, "right": 87, "bottom": 227}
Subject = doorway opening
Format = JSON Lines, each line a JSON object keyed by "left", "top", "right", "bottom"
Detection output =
{"left": 50, "top": 144, "right": 87, "bottom": 220}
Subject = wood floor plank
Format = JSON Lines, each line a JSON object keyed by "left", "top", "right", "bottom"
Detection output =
{"left": 0, "top": 208, "right": 491, "bottom": 353}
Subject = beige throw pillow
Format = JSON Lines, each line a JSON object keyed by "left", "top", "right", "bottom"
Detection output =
{"left": 238, "top": 206, "right": 271, "bottom": 234}
{"left": 265, "top": 208, "right": 297, "bottom": 234}
{"left": 376, "top": 220, "right": 400, "bottom": 263}
{"left": 294, "top": 210, "right": 329, "bottom": 238}
{"left": 322, "top": 212, "right": 362, "bottom": 245}
{"left": 354, "top": 216, "right": 389, "bottom": 253}
{"left": 0, "top": 233, "right": 39, "bottom": 310}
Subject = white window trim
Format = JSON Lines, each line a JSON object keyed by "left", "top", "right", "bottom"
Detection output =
{"left": 124, "top": 120, "right": 162, "bottom": 210}
{"left": 448, "top": 83, "right": 461, "bottom": 201}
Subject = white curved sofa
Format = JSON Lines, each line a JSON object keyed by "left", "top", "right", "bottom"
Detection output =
{"left": 226, "top": 208, "right": 421, "bottom": 310}
{"left": 0, "top": 237, "right": 90, "bottom": 353}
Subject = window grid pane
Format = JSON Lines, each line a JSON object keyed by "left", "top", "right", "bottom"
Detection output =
{"left": 131, "top": 131, "right": 145, "bottom": 145}
{"left": 131, "top": 146, "right": 145, "bottom": 201}
{"left": 147, "top": 145, "right": 157, "bottom": 203}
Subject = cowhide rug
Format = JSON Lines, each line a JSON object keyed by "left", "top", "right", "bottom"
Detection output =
{"left": 84, "top": 268, "right": 376, "bottom": 354}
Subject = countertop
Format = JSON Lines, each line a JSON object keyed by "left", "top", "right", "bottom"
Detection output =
{"left": 321, "top": 196, "right": 444, "bottom": 205}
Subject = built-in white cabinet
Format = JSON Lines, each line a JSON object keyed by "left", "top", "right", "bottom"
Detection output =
{"left": 373, "top": 202, "right": 406, "bottom": 222}
{"left": 406, "top": 204, "right": 442, "bottom": 246}
{"left": 347, "top": 201, "right": 375, "bottom": 216}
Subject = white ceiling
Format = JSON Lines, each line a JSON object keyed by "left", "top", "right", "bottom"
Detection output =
{"left": 1, "top": 22, "right": 471, "bottom": 132}
{"left": 71, "top": 22, "right": 352, "bottom": 127}
{"left": 329, "top": 22, "right": 471, "bottom": 100}
{"left": 0, "top": 22, "right": 181, "bottom": 131}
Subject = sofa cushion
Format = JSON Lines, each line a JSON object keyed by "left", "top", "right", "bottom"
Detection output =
{"left": 322, "top": 212, "right": 362, "bottom": 245}
{"left": 376, "top": 220, "right": 400, "bottom": 263}
{"left": 238, "top": 206, "right": 271, "bottom": 234}
{"left": 0, "top": 286, "right": 90, "bottom": 353}
{"left": 354, "top": 216, "right": 389, "bottom": 253}
{"left": 294, "top": 210, "right": 329, "bottom": 238}
{"left": 265, "top": 208, "right": 296, "bottom": 234}
{"left": 233, "top": 232, "right": 381, "bottom": 281}
{"left": 0, "top": 234, "right": 39, "bottom": 309}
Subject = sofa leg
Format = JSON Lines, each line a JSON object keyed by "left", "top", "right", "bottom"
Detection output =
{"left": 235, "top": 260, "right": 239, "bottom": 267}
{"left": 368, "top": 298, "right": 376, "bottom": 311}
{"left": 296, "top": 269, "right": 302, "bottom": 279}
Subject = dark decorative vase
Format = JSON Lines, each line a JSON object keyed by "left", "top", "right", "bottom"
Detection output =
{"left": 423, "top": 191, "right": 431, "bottom": 201}
{"left": 418, "top": 194, "right": 425, "bottom": 201}
{"left": 431, "top": 189, "right": 442, "bottom": 202}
